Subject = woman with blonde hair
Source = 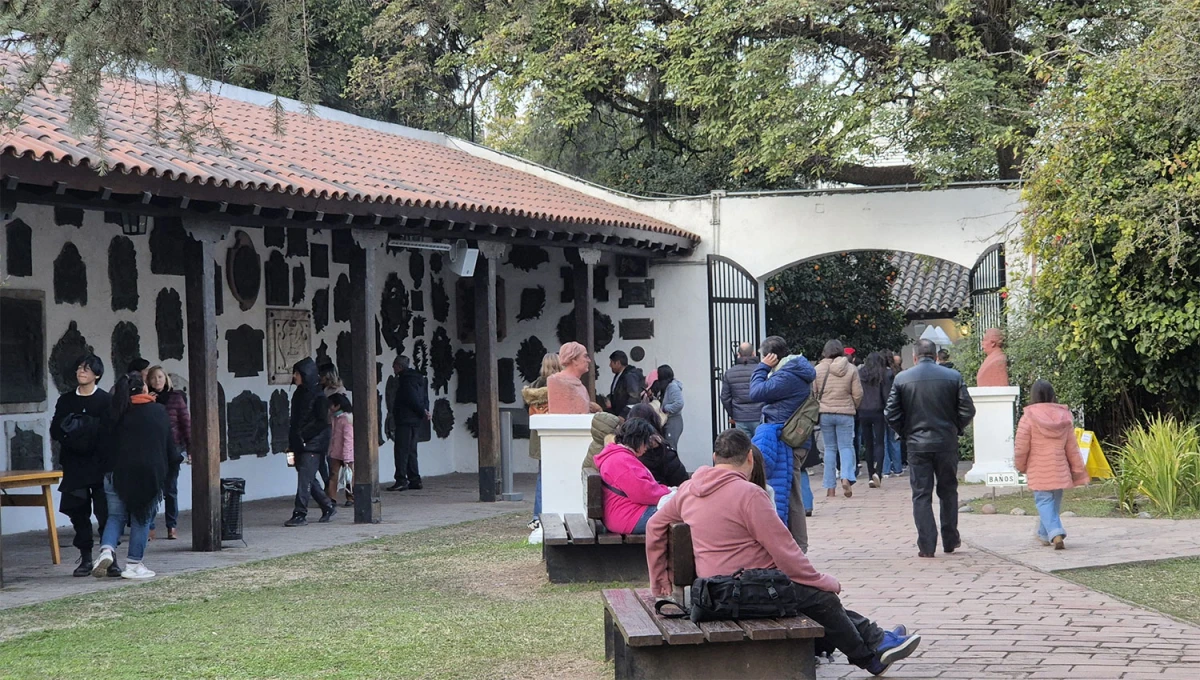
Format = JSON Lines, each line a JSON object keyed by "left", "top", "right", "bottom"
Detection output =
{"left": 521, "top": 353, "right": 562, "bottom": 530}
{"left": 146, "top": 366, "right": 188, "bottom": 540}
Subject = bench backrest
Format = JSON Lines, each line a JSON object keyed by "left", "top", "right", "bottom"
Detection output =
{"left": 583, "top": 466, "right": 604, "bottom": 520}
{"left": 668, "top": 523, "right": 695, "bottom": 586}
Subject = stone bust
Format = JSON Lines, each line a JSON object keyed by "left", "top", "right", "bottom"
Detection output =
{"left": 976, "top": 328, "right": 1010, "bottom": 387}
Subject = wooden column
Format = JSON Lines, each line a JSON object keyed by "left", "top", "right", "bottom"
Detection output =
{"left": 351, "top": 229, "right": 385, "bottom": 523}
{"left": 475, "top": 241, "right": 508, "bottom": 502}
{"left": 184, "top": 220, "right": 227, "bottom": 552}
{"left": 574, "top": 248, "right": 602, "bottom": 400}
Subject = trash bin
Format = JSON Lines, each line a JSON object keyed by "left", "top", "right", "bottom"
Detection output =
{"left": 220, "top": 477, "right": 246, "bottom": 542}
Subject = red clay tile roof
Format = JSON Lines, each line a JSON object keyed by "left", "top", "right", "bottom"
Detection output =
{"left": 889, "top": 252, "right": 970, "bottom": 318}
{"left": 0, "top": 52, "right": 697, "bottom": 245}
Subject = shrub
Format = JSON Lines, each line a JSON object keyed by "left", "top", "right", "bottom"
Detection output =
{"left": 1117, "top": 416, "right": 1200, "bottom": 516}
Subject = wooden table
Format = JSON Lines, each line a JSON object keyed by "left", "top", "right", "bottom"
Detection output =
{"left": 1, "top": 470, "right": 65, "bottom": 570}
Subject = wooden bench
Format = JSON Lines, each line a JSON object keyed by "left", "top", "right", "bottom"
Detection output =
{"left": 600, "top": 523, "right": 825, "bottom": 679}
{"left": 538, "top": 467, "right": 648, "bottom": 583}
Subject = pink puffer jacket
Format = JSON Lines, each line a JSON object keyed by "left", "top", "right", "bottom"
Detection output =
{"left": 1013, "top": 403, "right": 1089, "bottom": 491}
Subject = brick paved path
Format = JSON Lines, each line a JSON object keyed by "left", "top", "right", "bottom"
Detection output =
{"left": 803, "top": 473, "right": 1200, "bottom": 679}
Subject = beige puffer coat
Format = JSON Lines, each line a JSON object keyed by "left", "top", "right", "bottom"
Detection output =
{"left": 582, "top": 412, "right": 623, "bottom": 470}
{"left": 522, "top": 384, "right": 549, "bottom": 460}
{"left": 1014, "top": 403, "right": 1089, "bottom": 491}
{"left": 814, "top": 356, "right": 863, "bottom": 415}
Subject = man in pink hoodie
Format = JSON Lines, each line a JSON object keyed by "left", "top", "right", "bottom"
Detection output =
{"left": 647, "top": 428, "right": 921, "bottom": 677}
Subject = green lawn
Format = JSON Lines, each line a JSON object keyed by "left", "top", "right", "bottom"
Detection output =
{"left": 0, "top": 515, "right": 610, "bottom": 679}
{"left": 966, "top": 481, "right": 1200, "bottom": 519}
{"left": 1060, "top": 558, "right": 1200, "bottom": 626}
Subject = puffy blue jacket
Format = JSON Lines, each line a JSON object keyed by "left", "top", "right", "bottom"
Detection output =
{"left": 748, "top": 356, "right": 816, "bottom": 424}
{"left": 753, "top": 423, "right": 792, "bottom": 524}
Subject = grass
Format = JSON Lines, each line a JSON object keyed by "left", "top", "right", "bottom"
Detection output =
{"left": 1060, "top": 558, "right": 1200, "bottom": 627}
{"left": 0, "top": 514, "right": 610, "bottom": 680}
{"left": 965, "top": 481, "right": 1200, "bottom": 519}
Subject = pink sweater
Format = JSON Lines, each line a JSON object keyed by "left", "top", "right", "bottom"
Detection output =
{"left": 547, "top": 371, "right": 591, "bottom": 414}
{"left": 646, "top": 466, "right": 841, "bottom": 597}
{"left": 1014, "top": 403, "right": 1088, "bottom": 491}
{"left": 329, "top": 412, "right": 354, "bottom": 463}
{"left": 593, "top": 443, "right": 671, "bottom": 534}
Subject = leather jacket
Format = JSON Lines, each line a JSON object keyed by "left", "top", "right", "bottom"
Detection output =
{"left": 885, "top": 358, "right": 976, "bottom": 453}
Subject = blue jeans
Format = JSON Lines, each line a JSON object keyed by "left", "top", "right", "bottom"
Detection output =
{"left": 735, "top": 421, "right": 760, "bottom": 438}
{"left": 800, "top": 469, "right": 813, "bottom": 511}
{"left": 632, "top": 506, "right": 657, "bottom": 534}
{"left": 100, "top": 474, "right": 156, "bottom": 562}
{"left": 820, "top": 414, "right": 857, "bottom": 489}
{"left": 1035, "top": 490, "right": 1066, "bottom": 541}
{"left": 533, "top": 467, "right": 542, "bottom": 520}
{"left": 884, "top": 427, "right": 903, "bottom": 474}
{"left": 150, "top": 462, "right": 180, "bottom": 531}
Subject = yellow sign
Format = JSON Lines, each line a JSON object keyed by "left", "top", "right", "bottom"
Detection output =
{"left": 1075, "top": 428, "right": 1114, "bottom": 479}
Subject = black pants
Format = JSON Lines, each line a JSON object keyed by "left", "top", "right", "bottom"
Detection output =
{"left": 317, "top": 453, "right": 331, "bottom": 491}
{"left": 294, "top": 451, "right": 333, "bottom": 518}
{"left": 59, "top": 483, "right": 107, "bottom": 554}
{"left": 794, "top": 583, "right": 884, "bottom": 668}
{"left": 394, "top": 424, "right": 422, "bottom": 485}
{"left": 908, "top": 448, "right": 960, "bottom": 554}
{"left": 859, "top": 410, "right": 886, "bottom": 480}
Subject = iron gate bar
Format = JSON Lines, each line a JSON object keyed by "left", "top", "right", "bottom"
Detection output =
{"left": 969, "top": 244, "right": 1007, "bottom": 333}
{"left": 707, "top": 255, "right": 761, "bottom": 442}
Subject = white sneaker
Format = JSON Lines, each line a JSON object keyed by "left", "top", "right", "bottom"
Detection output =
{"left": 121, "top": 561, "right": 156, "bottom": 580}
{"left": 526, "top": 518, "right": 541, "bottom": 531}
{"left": 527, "top": 527, "right": 544, "bottom": 545}
{"left": 92, "top": 547, "right": 114, "bottom": 578}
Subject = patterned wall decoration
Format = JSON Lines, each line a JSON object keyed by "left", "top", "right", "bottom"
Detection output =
{"left": 54, "top": 207, "right": 84, "bottom": 228}
{"left": 380, "top": 273, "right": 411, "bottom": 350}
{"left": 331, "top": 229, "right": 357, "bottom": 265}
{"left": 111, "top": 321, "right": 141, "bottom": 377}
{"left": 53, "top": 243, "right": 87, "bottom": 305}
{"left": 506, "top": 245, "right": 550, "bottom": 272}
{"left": 517, "top": 286, "right": 546, "bottom": 322}
{"left": 269, "top": 389, "right": 290, "bottom": 454}
{"left": 155, "top": 288, "right": 185, "bottom": 360}
{"left": 287, "top": 228, "right": 309, "bottom": 257}
{"left": 226, "top": 324, "right": 265, "bottom": 378}
{"left": 431, "top": 327, "right": 454, "bottom": 394}
{"left": 618, "top": 279, "right": 656, "bottom": 308}
{"left": 453, "top": 349, "right": 477, "bottom": 404}
{"left": 292, "top": 265, "right": 306, "bottom": 305}
{"left": 48, "top": 321, "right": 93, "bottom": 394}
{"left": 465, "top": 412, "right": 479, "bottom": 439}
{"left": 498, "top": 358, "right": 516, "bottom": 404}
{"left": 515, "top": 336, "right": 548, "bottom": 383}
{"left": 409, "top": 251, "right": 425, "bottom": 288}
{"left": 556, "top": 309, "right": 615, "bottom": 352}
{"left": 432, "top": 398, "right": 454, "bottom": 439}
{"left": 264, "top": 226, "right": 286, "bottom": 249}
{"left": 227, "top": 390, "right": 269, "bottom": 460}
{"left": 108, "top": 235, "right": 139, "bottom": 311}
{"left": 431, "top": 277, "right": 449, "bottom": 323}
{"left": 333, "top": 273, "right": 352, "bottom": 323}
{"left": 310, "top": 243, "right": 329, "bottom": 278}
{"left": 264, "top": 250, "right": 290, "bottom": 307}
{"left": 148, "top": 218, "right": 189, "bottom": 276}
{"left": 226, "top": 230, "right": 261, "bottom": 311}
{"left": 312, "top": 287, "right": 329, "bottom": 333}
{"left": 5, "top": 219, "right": 32, "bottom": 277}
{"left": 593, "top": 265, "right": 610, "bottom": 303}
{"left": 413, "top": 338, "right": 429, "bottom": 374}
{"left": 336, "top": 330, "right": 354, "bottom": 393}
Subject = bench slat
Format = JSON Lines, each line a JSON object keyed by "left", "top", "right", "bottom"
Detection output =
{"left": 698, "top": 619, "right": 747, "bottom": 643}
{"left": 602, "top": 589, "right": 664, "bottom": 648}
{"left": 595, "top": 522, "right": 624, "bottom": 545}
{"left": 737, "top": 618, "right": 790, "bottom": 641}
{"left": 635, "top": 588, "right": 706, "bottom": 645}
{"left": 780, "top": 615, "right": 825, "bottom": 639}
{"left": 539, "top": 514, "right": 570, "bottom": 546}
{"left": 623, "top": 533, "right": 646, "bottom": 544}
{"left": 563, "top": 513, "right": 596, "bottom": 544}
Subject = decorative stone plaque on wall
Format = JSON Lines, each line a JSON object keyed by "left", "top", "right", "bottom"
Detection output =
{"left": 226, "top": 230, "right": 261, "bottom": 311}
{"left": 227, "top": 390, "right": 269, "bottom": 460}
{"left": 266, "top": 309, "right": 312, "bottom": 384}
{"left": 618, "top": 279, "right": 656, "bottom": 308}
{"left": 619, "top": 318, "right": 654, "bottom": 340}
{"left": 5, "top": 420, "right": 46, "bottom": 470}
{"left": 616, "top": 255, "right": 649, "bottom": 278}
{"left": 226, "top": 324, "right": 265, "bottom": 378}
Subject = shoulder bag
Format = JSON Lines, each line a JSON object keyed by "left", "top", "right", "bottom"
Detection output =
{"left": 654, "top": 568, "right": 804, "bottom": 623}
{"left": 780, "top": 369, "right": 831, "bottom": 449}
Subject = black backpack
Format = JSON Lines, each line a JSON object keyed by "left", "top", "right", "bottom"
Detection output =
{"left": 655, "top": 568, "right": 803, "bottom": 623}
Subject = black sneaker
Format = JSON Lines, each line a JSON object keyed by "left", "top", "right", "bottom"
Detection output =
{"left": 318, "top": 506, "right": 337, "bottom": 523}
{"left": 106, "top": 562, "right": 123, "bottom": 578}
{"left": 407, "top": 481, "right": 423, "bottom": 490}
{"left": 386, "top": 482, "right": 408, "bottom": 492}
{"left": 284, "top": 515, "right": 308, "bottom": 527}
{"left": 73, "top": 554, "right": 93, "bottom": 577}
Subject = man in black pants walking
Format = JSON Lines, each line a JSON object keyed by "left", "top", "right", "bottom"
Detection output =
{"left": 50, "top": 355, "right": 120, "bottom": 576}
{"left": 885, "top": 339, "right": 976, "bottom": 557}
{"left": 389, "top": 355, "right": 430, "bottom": 491}
{"left": 284, "top": 358, "right": 337, "bottom": 527}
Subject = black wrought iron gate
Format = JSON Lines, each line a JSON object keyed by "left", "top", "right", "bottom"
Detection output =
{"left": 707, "top": 255, "right": 761, "bottom": 441}
{"left": 969, "top": 244, "right": 1006, "bottom": 332}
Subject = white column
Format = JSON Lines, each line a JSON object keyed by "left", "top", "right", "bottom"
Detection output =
{"left": 530, "top": 414, "right": 594, "bottom": 516}
{"left": 965, "top": 386, "right": 1021, "bottom": 483}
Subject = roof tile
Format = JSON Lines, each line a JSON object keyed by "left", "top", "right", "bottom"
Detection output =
{"left": 889, "top": 252, "right": 970, "bottom": 318}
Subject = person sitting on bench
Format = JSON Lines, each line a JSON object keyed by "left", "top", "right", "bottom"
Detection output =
{"left": 646, "top": 428, "right": 922, "bottom": 677}
{"left": 594, "top": 418, "right": 672, "bottom": 535}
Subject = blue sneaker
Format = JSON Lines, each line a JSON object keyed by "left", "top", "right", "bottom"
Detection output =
{"left": 891, "top": 625, "right": 907, "bottom": 637}
{"left": 867, "top": 631, "right": 922, "bottom": 676}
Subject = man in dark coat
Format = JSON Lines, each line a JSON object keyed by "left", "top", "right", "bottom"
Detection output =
{"left": 49, "top": 354, "right": 118, "bottom": 576}
{"left": 389, "top": 355, "right": 430, "bottom": 491}
{"left": 720, "top": 342, "right": 764, "bottom": 437}
{"left": 285, "top": 357, "right": 337, "bottom": 526}
{"left": 604, "top": 350, "right": 644, "bottom": 417}
{"left": 885, "top": 339, "right": 976, "bottom": 557}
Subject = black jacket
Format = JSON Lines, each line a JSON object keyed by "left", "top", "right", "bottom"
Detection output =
{"left": 393, "top": 368, "right": 430, "bottom": 426}
{"left": 108, "top": 401, "right": 177, "bottom": 522}
{"left": 720, "top": 358, "right": 764, "bottom": 422}
{"left": 49, "top": 388, "right": 112, "bottom": 491}
{"left": 640, "top": 441, "right": 690, "bottom": 487}
{"left": 885, "top": 358, "right": 976, "bottom": 453}
{"left": 290, "top": 358, "right": 332, "bottom": 454}
{"left": 606, "top": 366, "right": 644, "bottom": 417}
{"left": 857, "top": 367, "right": 895, "bottom": 413}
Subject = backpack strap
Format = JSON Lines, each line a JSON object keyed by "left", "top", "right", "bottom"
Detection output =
{"left": 654, "top": 599, "right": 688, "bottom": 618}
{"left": 602, "top": 480, "right": 629, "bottom": 498}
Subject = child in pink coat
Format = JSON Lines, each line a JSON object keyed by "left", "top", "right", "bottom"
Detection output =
{"left": 594, "top": 418, "right": 671, "bottom": 534}
{"left": 326, "top": 394, "right": 355, "bottom": 507}
{"left": 1014, "top": 380, "right": 1089, "bottom": 549}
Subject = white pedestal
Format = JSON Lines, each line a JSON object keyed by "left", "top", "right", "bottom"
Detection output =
{"left": 965, "top": 386, "right": 1021, "bottom": 483}
{"left": 530, "top": 414, "right": 594, "bottom": 516}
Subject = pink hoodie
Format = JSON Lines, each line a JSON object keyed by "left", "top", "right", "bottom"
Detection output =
{"left": 593, "top": 442, "right": 671, "bottom": 534}
{"left": 1014, "top": 402, "right": 1088, "bottom": 491}
{"left": 646, "top": 466, "right": 841, "bottom": 597}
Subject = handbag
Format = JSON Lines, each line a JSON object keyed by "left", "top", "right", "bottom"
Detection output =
{"left": 781, "top": 370, "right": 831, "bottom": 449}
{"left": 338, "top": 464, "right": 354, "bottom": 493}
{"left": 640, "top": 391, "right": 669, "bottom": 426}
{"left": 654, "top": 568, "right": 804, "bottom": 623}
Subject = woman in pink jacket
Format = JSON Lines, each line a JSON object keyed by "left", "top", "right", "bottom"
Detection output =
{"left": 594, "top": 418, "right": 671, "bottom": 534}
{"left": 1014, "top": 381, "right": 1090, "bottom": 549}
{"left": 326, "top": 394, "right": 355, "bottom": 507}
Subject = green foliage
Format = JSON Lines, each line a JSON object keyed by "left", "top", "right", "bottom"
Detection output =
{"left": 1116, "top": 416, "right": 1200, "bottom": 516}
{"left": 1020, "top": 0, "right": 1200, "bottom": 419}
{"left": 765, "top": 252, "right": 907, "bottom": 360}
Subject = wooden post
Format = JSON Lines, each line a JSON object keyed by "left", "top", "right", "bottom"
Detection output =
{"left": 351, "top": 229, "right": 385, "bottom": 523}
{"left": 475, "top": 241, "right": 508, "bottom": 502}
{"left": 184, "top": 220, "right": 226, "bottom": 552}
{"left": 574, "top": 248, "right": 602, "bottom": 400}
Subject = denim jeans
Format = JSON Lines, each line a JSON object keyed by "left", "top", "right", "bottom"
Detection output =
{"left": 800, "top": 470, "right": 813, "bottom": 511}
{"left": 150, "top": 461, "right": 180, "bottom": 531}
{"left": 820, "top": 413, "right": 858, "bottom": 489}
{"left": 100, "top": 474, "right": 156, "bottom": 562}
{"left": 632, "top": 506, "right": 657, "bottom": 534}
{"left": 294, "top": 451, "right": 334, "bottom": 518}
{"left": 734, "top": 420, "right": 760, "bottom": 438}
{"left": 532, "top": 467, "right": 543, "bottom": 520}
{"left": 883, "top": 428, "right": 903, "bottom": 474}
{"left": 1034, "top": 489, "right": 1066, "bottom": 541}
